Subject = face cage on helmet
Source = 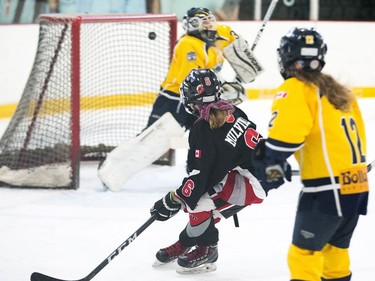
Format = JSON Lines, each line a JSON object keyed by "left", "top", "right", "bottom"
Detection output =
{"left": 183, "top": 14, "right": 217, "bottom": 40}
{"left": 184, "top": 102, "right": 199, "bottom": 116}
{"left": 180, "top": 87, "right": 199, "bottom": 116}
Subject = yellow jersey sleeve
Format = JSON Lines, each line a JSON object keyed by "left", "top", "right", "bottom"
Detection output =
{"left": 215, "top": 24, "right": 237, "bottom": 50}
{"left": 268, "top": 78, "right": 315, "bottom": 144}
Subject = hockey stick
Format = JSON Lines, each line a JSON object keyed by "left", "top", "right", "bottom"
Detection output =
{"left": 229, "top": 0, "right": 278, "bottom": 218}
{"left": 368, "top": 159, "right": 374, "bottom": 173}
{"left": 292, "top": 160, "right": 374, "bottom": 176}
{"left": 251, "top": 0, "right": 279, "bottom": 51}
{"left": 30, "top": 215, "right": 157, "bottom": 281}
{"left": 230, "top": 0, "right": 278, "bottom": 86}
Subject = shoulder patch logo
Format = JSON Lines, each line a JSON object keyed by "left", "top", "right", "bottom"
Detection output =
{"left": 187, "top": 51, "right": 197, "bottom": 62}
{"left": 226, "top": 114, "right": 235, "bottom": 123}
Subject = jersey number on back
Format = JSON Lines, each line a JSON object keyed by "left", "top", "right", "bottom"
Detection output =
{"left": 341, "top": 117, "right": 366, "bottom": 165}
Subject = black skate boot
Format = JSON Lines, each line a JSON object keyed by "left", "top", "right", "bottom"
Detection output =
{"left": 176, "top": 244, "right": 218, "bottom": 274}
{"left": 153, "top": 240, "right": 191, "bottom": 267}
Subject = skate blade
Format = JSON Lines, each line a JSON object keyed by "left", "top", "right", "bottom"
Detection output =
{"left": 152, "top": 259, "right": 174, "bottom": 267}
{"left": 176, "top": 263, "right": 217, "bottom": 274}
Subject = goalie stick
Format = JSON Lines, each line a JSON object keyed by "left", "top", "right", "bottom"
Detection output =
{"left": 30, "top": 215, "right": 157, "bottom": 281}
{"left": 292, "top": 160, "right": 374, "bottom": 176}
{"left": 368, "top": 159, "right": 375, "bottom": 173}
{"left": 223, "top": 0, "right": 278, "bottom": 85}
{"left": 251, "top": 0, "right": 279, "bottom": 51}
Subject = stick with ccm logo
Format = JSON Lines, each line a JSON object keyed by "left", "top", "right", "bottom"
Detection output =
{"left": 30, "top": 215, "right": 157, "bottom": 281}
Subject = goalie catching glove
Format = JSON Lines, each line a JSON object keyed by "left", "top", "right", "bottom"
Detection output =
{"left": 150, "top": 191, "right": 181, "bottom": 221}
{"left": 223, "top": 35, "right": 264, "bottom": 83}
{"left": 252, "top": 139, "right": 292, "bottom": 194}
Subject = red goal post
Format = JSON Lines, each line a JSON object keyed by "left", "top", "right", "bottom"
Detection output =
{"left": 0, "top": 13, "right": 177, "bottom": 189}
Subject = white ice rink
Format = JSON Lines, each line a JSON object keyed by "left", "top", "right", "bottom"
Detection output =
{"left": 0, "top": 99, "right": 374, "bottom": 281}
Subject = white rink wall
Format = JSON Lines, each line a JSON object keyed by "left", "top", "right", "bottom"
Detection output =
{"left": 0, "top": 20, "right": 375, "bottom": 106}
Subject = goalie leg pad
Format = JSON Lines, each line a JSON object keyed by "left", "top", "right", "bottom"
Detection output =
{"left": 98, "top": 112, "right": 185, "bottom": 191}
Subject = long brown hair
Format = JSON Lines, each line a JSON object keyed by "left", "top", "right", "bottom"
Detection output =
{"left": 208, "top": 108, "right": 229, "bottom": 129}
{"left": 291, "top": 70, "right": 354, "bottom": 112}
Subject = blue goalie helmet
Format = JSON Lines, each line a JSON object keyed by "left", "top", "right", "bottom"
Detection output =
{"left": 180, "top": 69, "right": 221, "bottom": 115}
{"left": 277, "top": 27, "right": 327, "bottom": 79}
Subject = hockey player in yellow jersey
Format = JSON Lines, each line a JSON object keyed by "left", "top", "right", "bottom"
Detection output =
{"left": 146, "top": 7, "right": 262, "bottom": 130}
{"left": 252, "top": 27, "right": 369, "bottom": 281}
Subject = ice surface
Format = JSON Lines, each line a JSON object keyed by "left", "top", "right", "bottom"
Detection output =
{"left": 0, "top": 99, "right": 374, "bottom": 281}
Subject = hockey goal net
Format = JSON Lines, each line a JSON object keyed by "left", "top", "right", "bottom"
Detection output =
{"left": 0, "top": 14, "right": 177, "bottom": 189}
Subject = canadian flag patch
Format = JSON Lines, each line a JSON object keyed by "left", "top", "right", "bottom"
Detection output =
{"left": 195, "top": 150, "right": 202, "bottom": 158}
{"left": 274, "top": 91, "right": 288, "bottom": 100}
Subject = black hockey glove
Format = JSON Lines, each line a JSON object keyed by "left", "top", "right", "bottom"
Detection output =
{"left": 150, "top": 191, "right": 181, "bottom": 221}
{"left": 252, "top": 139, "right": 292, "bottom": 194}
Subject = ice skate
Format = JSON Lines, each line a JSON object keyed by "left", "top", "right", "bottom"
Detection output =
{"left": 152, "top": 240, "right": 191, "bottom": 267}
{"left": 176, "top": 244, "right": 218, "bottom": 274}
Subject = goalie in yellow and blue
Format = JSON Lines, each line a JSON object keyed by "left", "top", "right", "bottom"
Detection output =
{"left": 251, "top": 27, "right": 369, "bottom": 281}
{"left": 146, "top": 7, "right": 262, "bottom": 131}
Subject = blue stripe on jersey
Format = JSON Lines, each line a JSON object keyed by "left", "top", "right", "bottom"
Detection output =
{"left": 265, "top": 138, "right": 303, "bottom": 160}
{"left": 302, "top": 177, "right": 339, "bottom": 187}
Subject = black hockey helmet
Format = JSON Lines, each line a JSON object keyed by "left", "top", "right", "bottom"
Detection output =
{"left": 277, "top": 27, "right": 327, "bottom": 79}
{"left": 180, "top": 69, "right": 221, "bottom": 115}
{"left": 182, "top": 7, "right": 217, "bottom": 41}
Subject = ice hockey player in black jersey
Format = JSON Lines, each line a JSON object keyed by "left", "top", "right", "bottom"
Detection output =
{"left": 150, "top": 68, "right": 290, "bottom": 274}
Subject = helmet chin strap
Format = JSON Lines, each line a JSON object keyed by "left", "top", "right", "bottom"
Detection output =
{"left": 201, "top": 29, "right": 217, "bottom": 41}
{"left": 189, "top": 30, "right": 217, "bottom": 44}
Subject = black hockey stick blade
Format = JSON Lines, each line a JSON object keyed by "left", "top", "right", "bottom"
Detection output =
{"left": 30, "top": 215, "right": 157, "bottom": 281}
{"left": 31, "top": 272, "right": 83, "bottom": 281}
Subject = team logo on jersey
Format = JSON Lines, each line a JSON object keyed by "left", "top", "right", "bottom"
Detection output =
{"left": 187, "top": 51, "right": 197, "bottom": 61}
{"left": 274, "top": 91, "right": 288, "bottom": 100}
{"left": 225, "top": 114, "right": 235, "bottom": 123}
{"left": 195, "top": 149, "right": 202, "bottom": 158}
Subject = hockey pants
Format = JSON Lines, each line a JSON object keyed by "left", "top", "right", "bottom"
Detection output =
{"left": 178, "top": 168, "right": 266, "bottom": 247}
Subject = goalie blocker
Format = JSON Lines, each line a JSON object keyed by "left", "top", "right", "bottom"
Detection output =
{"left": 223, "top": 36, "right": 265, "bottom": 83}
{"left": 98, "top": 112, "right": 185, "bottom": 191}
